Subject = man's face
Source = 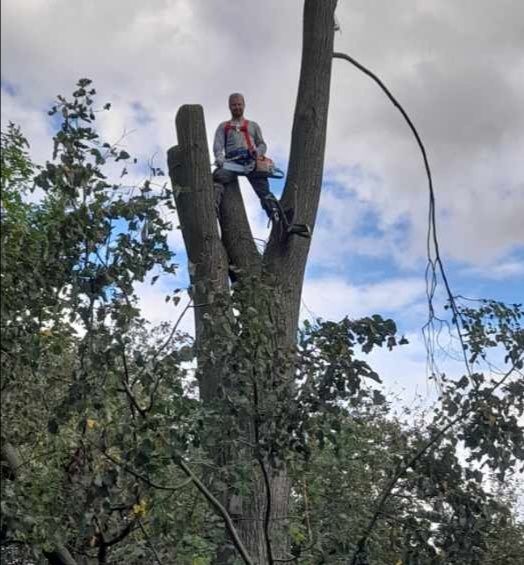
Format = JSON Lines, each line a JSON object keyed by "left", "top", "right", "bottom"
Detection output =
{"left": 229, "top": 96, "right": 245, "bottom": 119}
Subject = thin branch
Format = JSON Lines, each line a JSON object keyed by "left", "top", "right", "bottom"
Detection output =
{"left": 94, "top": 444, "right": 192, "bottom": 493}
{"left": 303, "top": 478, "right": 312, "bottom": 543}
{"left": 176, "top": 457, "right": 254, "bottom": 565}
{"left": 121, "top": 379, "right": 147, "bottom": 418}
{"left": 136, "top": 297, "right": 193, "bottom": 385}
{"left": 350, "top": 362, "right": 520, "bottom": 564}
{"left": 138, "top": 520, "right": 163, "bottom": 565}
{"left": 252, "top": 374, "right": 274, "bottom": 565}
{"left": 258, "top": 456, "right": 274, "bottom": 565}
{"left": 103, "top": 521, "right": 137, "bottom": 548}
{"left": 121, "top": 349, "right": 146, "bottom": 418}
{"left": 142, "top": 298, "right": 193, "bottom": 411}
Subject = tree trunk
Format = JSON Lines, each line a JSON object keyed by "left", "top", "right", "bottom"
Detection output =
{"left": 167, "top": 1, "right": 337, "bottom": 562}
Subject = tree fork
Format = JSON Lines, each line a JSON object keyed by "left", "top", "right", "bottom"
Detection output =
{"left": 167, "top": 2, "right": 338, "bottom": 561}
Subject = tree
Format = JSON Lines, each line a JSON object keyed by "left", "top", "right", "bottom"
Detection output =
{"left": 1, "top": 81, "right": 181, "bottom": 564}
{"left": 165, "top": 1, "right": 523, "bottom": 563}
{"left": 2, "top": 3, "right": 523, "bottom": 564}
{"left": 167, "top": 1, "right": 338, "bottom": 560}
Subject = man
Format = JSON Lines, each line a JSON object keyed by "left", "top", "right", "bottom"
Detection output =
{"left": 213, "top": 93, "right": 280, "bottom": 220}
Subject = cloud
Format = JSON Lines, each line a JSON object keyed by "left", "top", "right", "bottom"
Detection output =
{"left": 325, "top": 0, "right": 524, "bottom": 265}
{"left": 302, "top": 276, "right": 426, "bottom": 321}
{"left": 462, "top": 258, "right": 524, "bottom": 281}
{"left": 134, "top": 274, "right": 195, "bottom": 336}
{"left": 2, "top": 0, "right": 523, "bottom": 331}
{"left": 0, "top": 86, "right": 54, "bottom": 164}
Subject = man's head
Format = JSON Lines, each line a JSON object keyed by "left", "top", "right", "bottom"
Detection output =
{"left": 228, "top": 93, "right": 245, "bottom": 119}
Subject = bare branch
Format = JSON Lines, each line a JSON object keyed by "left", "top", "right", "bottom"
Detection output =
{"left": 333, "top": 50, "right": 471, "bottom": 377}
{"left": 138, "top": 520, "right": 163, "bottom": 565}
{"left": 95, "top": 444, "right": 192, "bottom": 493}
{"left": 176, "top": 458, "right": 254, "bottom": 565}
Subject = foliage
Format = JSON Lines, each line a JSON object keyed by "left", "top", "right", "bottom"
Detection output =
{"left": 1, "top": 82, "right": 523, "bottom": 565}
{"left": 0, "top": 80, "right": 189, "bottom": 564}
{"left": 288, "top": 409, "right": 524, "bottom": 564}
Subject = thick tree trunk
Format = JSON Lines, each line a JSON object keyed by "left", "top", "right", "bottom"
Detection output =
{"left": 264, "top": 0, "right": 337, "bottom": 343}
{"left": 167, "top": 2, "right": 337, "bottom": 562}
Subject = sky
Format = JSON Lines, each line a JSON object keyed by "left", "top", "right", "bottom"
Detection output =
{"left": 2, "top": 0, "right": 523, "bottom": 403}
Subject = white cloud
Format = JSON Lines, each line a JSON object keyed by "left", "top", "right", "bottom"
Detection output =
{"left": 2, "top": 0, "right": 523, "bottom": 333}
{"left": 134, "top": 276, "right": 194, "bottom": 336}
{"left": 302, "top": 276, "right": 426, "bottom": 321}
{"left": 462, "top": 259, "right": 524, "bottom": 280}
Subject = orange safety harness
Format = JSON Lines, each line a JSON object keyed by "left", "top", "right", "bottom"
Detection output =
{"left": 224, "top": 119, "right": 255, "bottom": 156}
{"left": 222, "top": 120, "right": 285, "bottom": 180}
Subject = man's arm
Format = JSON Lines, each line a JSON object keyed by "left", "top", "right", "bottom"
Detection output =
{"left": 252, "top": 122, "right": 267, "bottom": 157}
{"left": 213, "top": 122, "right": 226, "bottom": 166}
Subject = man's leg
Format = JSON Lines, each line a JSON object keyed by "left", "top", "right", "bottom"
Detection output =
{"left": 246, "top": 172, "right": 279, "bottom": 219}
{"left": 246, "top": 171, "right": 311, "bottom": 239}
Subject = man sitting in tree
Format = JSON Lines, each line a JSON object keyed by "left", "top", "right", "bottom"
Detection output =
{"left": 213, "top": 92, "right": 281, "bottom": 221}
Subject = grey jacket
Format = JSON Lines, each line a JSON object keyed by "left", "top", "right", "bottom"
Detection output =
{"left": 213, "top": 118, "right": 267, "bottom": 164}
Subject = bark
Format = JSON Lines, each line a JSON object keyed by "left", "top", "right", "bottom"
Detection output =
{"left": 167, "top": 105, "right": 230, "bottom": 402}
{"left": 217, "top": 178, "right": 262, "bottom": 277}
{"left": 264, "top": 0, "right": 337, "bottom": 342}
{"left": 1, "top": 441, "right": 21, "bottom": 480}
{"left": 42, "top": 547, "right": 78, "bottom": 565}
{"left": 238, "top": 4, "right": 337, "bottom": 560}
{"left": 167, "top": 1, "right": 337, "bottom": 561}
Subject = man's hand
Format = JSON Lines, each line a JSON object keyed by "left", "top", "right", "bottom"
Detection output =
{"left": 249, "top": 148, "right": 258, "bottom": 159}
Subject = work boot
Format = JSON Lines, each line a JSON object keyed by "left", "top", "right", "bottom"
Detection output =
{"left": 262, "top": 195, "right": 281, "bottom": 225}
{"left": 287, "top": 223, "right": 311, "bottom": 239}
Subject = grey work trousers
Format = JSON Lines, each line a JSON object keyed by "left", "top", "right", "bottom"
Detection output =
{"left": 213, "top": 167, "right": 277, "bottom": 218}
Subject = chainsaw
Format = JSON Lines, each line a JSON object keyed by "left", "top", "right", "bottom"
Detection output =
{"left": 221, "top": 149, "right": 284, "bottom": 179}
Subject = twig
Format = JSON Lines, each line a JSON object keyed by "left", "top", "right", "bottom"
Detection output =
{"left": 258, "top": 456, "right": 274, "bottom": 565}
{"left": 138, "top": 520, "right": 163, "bottom": 565}
{"left": 142, "top": 298, "right": 193, "bottom": 411}
{"left": 142, "top": 298, "right": 193, "bottom": 379}
{"left": 303, "top": 478, "right": 312, "bottom": 542}
{"left": 121, "top": 349, "right": 147, "bottom": 418}
{"left": 94, "top": 444, "right": 192, "bottom": 493}
{"left": 251, "top": 356, "right": 274, "bottom": 565}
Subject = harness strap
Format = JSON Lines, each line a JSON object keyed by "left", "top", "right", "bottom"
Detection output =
{"left": 224, "top": 119, "right": 255, "bottom": 155}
